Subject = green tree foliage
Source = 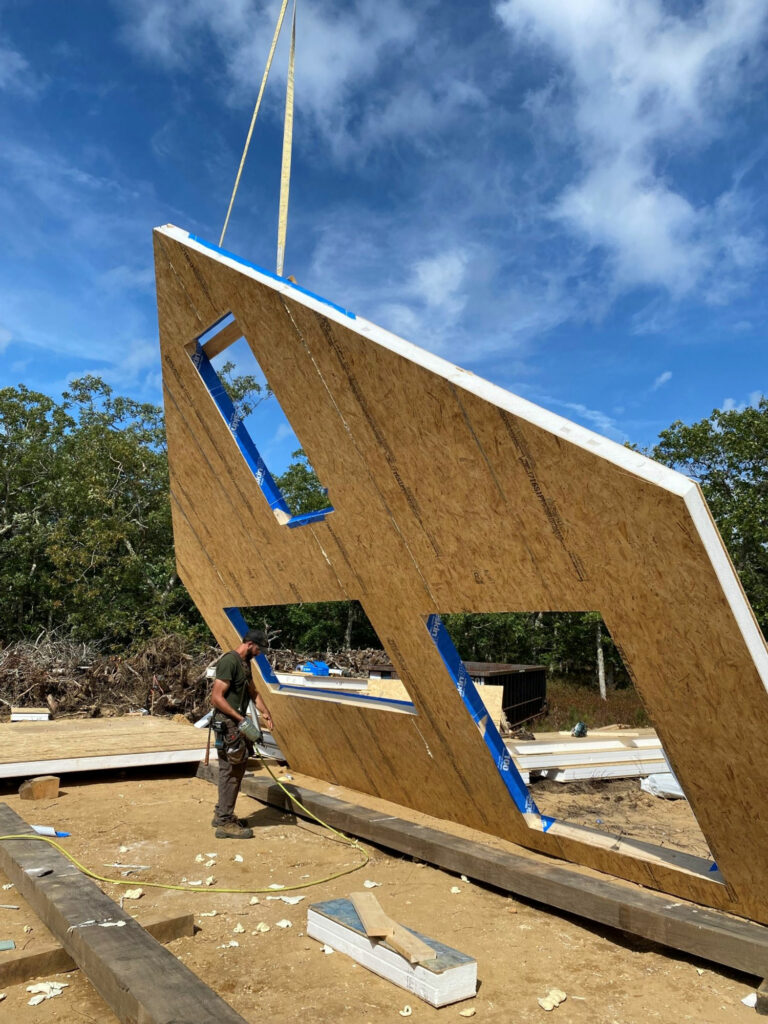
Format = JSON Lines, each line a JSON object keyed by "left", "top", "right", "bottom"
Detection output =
{"left": 442, "top": 610, "right": 624, "bottom": 684}
{"left": 648, "top": 398, "right": 768, "bottom": 633}
{"left": 217, "top": 359, "right": 271, "bottom": 418}
{"left": 0, "top": 377, "right": 205, "bottom": 647}
{"left": 249, "top": 600, "right": 379, "bottom": 651}
{"left": 275, "top": 449, "right": 330, "bottom": 515}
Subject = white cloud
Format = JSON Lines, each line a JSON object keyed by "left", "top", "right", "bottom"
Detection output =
{"left": 558, "top": 400, "right": 625, "bottom": 441}
{"left": 0, "top": 38, "right": 43, "bottom": 96}
{"left": 409, "top": 249, "right": 469, "bottom": 317}
{"left": 495, "top": 0, "right": 768, "bottom": 296}
{"left": 115, "top": 0, "right": 421, "bottom": 154}
{"left": 721, "top": 390, "right": 764, "bottom": 412}
{"left": 652, "top": 369, "right": 672, "bottom": 390}
{"left": 0, "top": 325, "right": 11, "bottom": 353}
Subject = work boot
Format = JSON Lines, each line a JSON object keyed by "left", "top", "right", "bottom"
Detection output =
{"left": 211, "top": 813, "right": 249, "bottom": 827}
{"left": 215, "top": 818, "right": 254, "bottom": 840}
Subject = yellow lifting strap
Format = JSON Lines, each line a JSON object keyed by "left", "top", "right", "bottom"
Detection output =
{"left": 218, "top": 0, "right": 292, "bottom": 251}
{"left": 276, "top": 0, "right": 297, "bottom": 277}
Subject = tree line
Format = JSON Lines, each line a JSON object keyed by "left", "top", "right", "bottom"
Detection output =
{"left": 1, "top": 377, "right": 765, "bottom": 686}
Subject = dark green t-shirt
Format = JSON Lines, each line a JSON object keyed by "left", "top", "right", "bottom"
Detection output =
{"left": 215, "top": 651, "right": 252, "bottom": 716}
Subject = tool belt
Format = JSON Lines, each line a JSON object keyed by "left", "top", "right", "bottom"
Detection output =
{"left": 212, "top": 714, "right": 251, "bottom": 765}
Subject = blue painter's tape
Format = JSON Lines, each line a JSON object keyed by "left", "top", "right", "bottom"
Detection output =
{"left": 425, "top": 614, "right": 539, "bottom": 817}
{"left": 224, "top": 606, "right": 250, "bottom": 638}
{"left": 709, "top": 861, "right": 719, "bottom": 872}
{"left": 286, "top": 507, "right": 333, "bottom": 528}
{"left": 541, "top": 815, "right": 556, "bottom": 833}
{"left": 190, "top": 339, "right": 336, "bottom": 529}
{"left": 188, "top": 234, "right": 356, "bottom": 320}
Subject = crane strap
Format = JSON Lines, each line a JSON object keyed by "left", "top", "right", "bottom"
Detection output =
{"left": 219, "top": 0, "right": 292, "bottom": 249}
{"left": 276, "top": 0, "right": 296, "bottom": 277}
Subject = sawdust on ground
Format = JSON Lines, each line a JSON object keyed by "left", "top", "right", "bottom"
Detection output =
{"left": 0, "top": 766, "right": 758, "bottom": 1024}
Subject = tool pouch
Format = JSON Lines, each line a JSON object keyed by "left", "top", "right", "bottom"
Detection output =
{"left": 213, "top": 715, "right": 250, "bottom": 764}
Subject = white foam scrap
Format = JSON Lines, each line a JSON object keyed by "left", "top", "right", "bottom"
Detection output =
{"left": 205, "top": 876, "right": 216, "bottom": 887}
{"left": 275, "top": 919, "right": 292, "bottom": 928}
{"left": 233, "top": 923, "right": 245, "bottom": 934}
{"left": 99, "top": 921, "right": 126, "bottom": 928}
{"left": 233, "top": 854, "right": 243, "bottom": 863}
{"left": 460, "top": 875, "right": 468, "bottom": 882}
{"left": 249, "top": 896, "right": 260, "bottom": 905}
{"left": 268, "top": 883, "right": 285, "bottom": 890}
{"left": 119, "top": 846, "right": 128, "bottom": 853}
{"left": 743, "top": 993, "right": 758, "bottom": 1008}
{"left": 23, "top": 925, "right": 33, "bottom": 933}
{"left": 188, "top": 880, "right": 202, "bottom": 886}
{"left": 399, "top": 1006, "right": 412, "bottom": 1017}
{"left": 322, "top": 944, "right": 334, "bottom": 954}
{"left": 195, "top": 854, "right": 205, "bottom": 863}
{"left": 2, "top": 884, "right": 14, "bottom": 890}
{"left": 198, "top": 910, "right": 217, "bottom": 917}
{"left": 205, "top": 859, "right": 216, "bottom": 868}
{"left": 450, "top": 886, "right": 461, "bottom": 894}
{"left": 219, "top": 940, "right": 239, "bottom": 948}
{"left": 205, "top": 852, "right": 217, "bottom": 858}
{"left": 255, "top": 922, "right": 270, "bottom": 932}
{"left": 362, "top": 880, "right": 380, "bottom": 889}
{"left": 124, "top": 888, "right": 143, "bottom": 900}
{"left": 459, "top": 1010, "right": 476, "bottom": 1018}
{"left": 266, "top": 895, "right": 304, "bottom": 905}
{"left": 27, "top": 981, "right": 68, "bottom": 1003}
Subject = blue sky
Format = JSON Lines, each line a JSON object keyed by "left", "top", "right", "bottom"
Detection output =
{"left": 0, "top": 0, "right": 766, "bottom": 471}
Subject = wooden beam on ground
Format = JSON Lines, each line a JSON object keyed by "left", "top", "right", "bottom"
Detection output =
{"left": 198, "top": 765, "right": 768, "bottom": 978}
{"left": 0, "top": 803, "right": 247, "bottom": 1024}
{"left": 0, "top": 911, "right": 194, "bottom": 987}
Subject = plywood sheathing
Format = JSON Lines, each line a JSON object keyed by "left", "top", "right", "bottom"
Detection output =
{"left": 154, "top": 226, "right": 768, "bottom": 923}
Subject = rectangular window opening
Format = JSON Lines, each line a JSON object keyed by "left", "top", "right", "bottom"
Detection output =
{"left": 189, "top": 313, "right": 333, "bottom": 527}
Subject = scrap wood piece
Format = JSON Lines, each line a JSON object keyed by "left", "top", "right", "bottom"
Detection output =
{"left": 350, "top": 891, "right": 392, "bottom": 938}
{"left": 19, "top": 776, "right": 60, "bottom": 801}
{"left": 0, "top": 803, "right": 247, "bottom": 1024}
{"left": 0, "top": 911, "right": 194, "bottom": 987}
{"left": 308, "top": 898, "right": 476, "bottom": 1008}
{"left": 386, "top": 922, "right": 437, "bottom": 964}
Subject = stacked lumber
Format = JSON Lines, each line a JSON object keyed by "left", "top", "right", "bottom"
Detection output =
{"left": 507, "top": 729, "right": 669, "bottom": 783}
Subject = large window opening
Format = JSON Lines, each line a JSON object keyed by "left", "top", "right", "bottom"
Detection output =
{"left": 190, "top": 313, "right": 332, "bottom": 526}
{"left": 224, "top": 603, "right": 417, "bottom": 715}
{"left": 428, "top": 611, "right": 722, "bottom": 883}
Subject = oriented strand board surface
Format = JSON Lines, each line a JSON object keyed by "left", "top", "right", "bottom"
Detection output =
{"left": 154, "top": 226, "right": 768, "bottom": 923}
{"left": 0, "top": 718, "right": 208, "bottom": 774}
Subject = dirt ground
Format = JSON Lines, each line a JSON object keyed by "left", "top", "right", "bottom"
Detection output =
{"left": 530, "top": 777, "right": 712, "bottom": 859}
{"left": 0, "top": 766, "right": 760, "bottom": 1024}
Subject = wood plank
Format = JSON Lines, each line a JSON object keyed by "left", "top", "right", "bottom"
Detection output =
{"left": 350, "top": 891, "right": 392, "bottom": 938}
{"left": 386, "top": 921, "right": 438, "bottom": 964}
{"left": 0, "top": 803, "right": 247, "bottom": 1024}
{"left": 201, "top": 318, "right": 242, "bottom": 360}
{"left": 200, "top": 767, "right": 768, "bottom": 977}
{"left": 0, "top": 911, "right": 194, "bottom": 987}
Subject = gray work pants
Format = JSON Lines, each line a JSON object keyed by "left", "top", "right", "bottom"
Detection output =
{"left": 215, "top": 752, "right": 247, "bottom": 821}
{"left": 214, "top": 717, "right": 250, "bottom": 821}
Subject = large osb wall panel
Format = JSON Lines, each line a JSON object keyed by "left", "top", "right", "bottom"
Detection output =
{"left": 155, "top": 225, "right": 768, "bottom": 923}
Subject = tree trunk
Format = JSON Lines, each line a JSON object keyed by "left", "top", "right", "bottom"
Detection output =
{"left": 596, "top": 619, "right": 607, "bottom": 700}
{"left": 344, "top": 602, "right": 358, "bottom": 651}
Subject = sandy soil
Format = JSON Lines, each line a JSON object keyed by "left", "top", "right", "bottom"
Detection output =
{"left": 0, "top": 766, "right": 759, "bottom": 1024}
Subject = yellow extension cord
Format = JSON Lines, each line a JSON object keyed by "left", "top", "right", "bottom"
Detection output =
{"left": 0, "top": 761, "right": 369, "bottom": 895}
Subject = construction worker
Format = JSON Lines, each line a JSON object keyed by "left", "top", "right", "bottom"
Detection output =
{"left": 210, "top": 629, "right": 274, "bottom": 839}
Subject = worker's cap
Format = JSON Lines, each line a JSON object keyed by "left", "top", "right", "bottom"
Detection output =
{"left": 243, "top": 628, "right": 267, "bottom": 647}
